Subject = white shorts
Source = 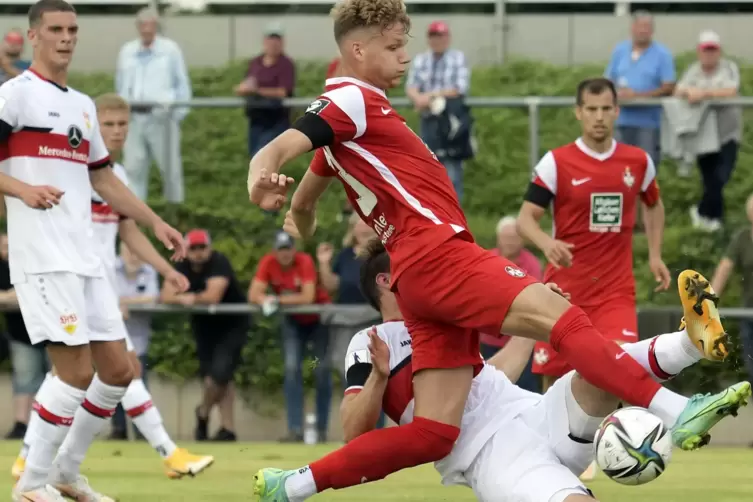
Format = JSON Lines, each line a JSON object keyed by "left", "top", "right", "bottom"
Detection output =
{"left": 16, "top": 272, "right": 124, "bottom": 346}
{"left": 464, "top": 371, "right": 595, "bottom": 502}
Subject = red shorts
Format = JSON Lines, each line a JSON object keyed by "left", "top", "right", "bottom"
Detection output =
{"left": 394, "top": 237, "right": 539, "bottom": 373}
{"left": 532, "top": 297, "right": 638, "bottom": 377}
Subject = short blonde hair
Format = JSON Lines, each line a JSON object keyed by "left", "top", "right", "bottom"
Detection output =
{"left": 94, "top": 93, "right": 129, "bottom": 114}
{"left": 330, "top": 0, "right": 411, "bottom": 44}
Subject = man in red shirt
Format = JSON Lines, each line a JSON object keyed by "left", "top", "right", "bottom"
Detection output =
{"left": 517, "top": 77, "right": 672, "bottom": 391}
{"left": 248, "top": 231, "right": 332, "bottom": 443}
{"left": 246, "top": 1, "right": 746, "bottom": 499}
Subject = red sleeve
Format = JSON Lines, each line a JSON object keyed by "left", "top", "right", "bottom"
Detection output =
{"left": 640, "top": 179, "right": 660, "bottom": 207}
{"left": 254, "top": 255, "right": 273, "bottom": 283}
{"left": 309, "top": 148, "right": 335, "bottom": 177}
{"left": 297, "top": 253, "right": 317, "bottom": 284}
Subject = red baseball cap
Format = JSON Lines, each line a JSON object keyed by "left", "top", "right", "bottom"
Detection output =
{"left": 428, "top": 21, "right": 449, "bottom": 35}
{"left": 4, "top": 32, "right": 23, "bottom": 45}
{"left": 185, "top": 229, "right": 211, "bottom": 247}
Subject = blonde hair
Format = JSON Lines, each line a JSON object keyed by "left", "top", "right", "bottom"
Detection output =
{"left": 94, "top": 93, "right": 130, "bottom": 114}
{"left": 330, "top": 0, "right": 411, "bottom": 44}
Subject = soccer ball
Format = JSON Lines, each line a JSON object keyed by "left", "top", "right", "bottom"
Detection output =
{"left": 593, "top": 407, "right": 672, "bottom": 485}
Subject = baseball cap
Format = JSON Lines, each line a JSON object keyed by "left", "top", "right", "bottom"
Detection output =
{"left": 264, "top": 22, "right": 284, "bottom": 38}
{"left": 274, "top": 231, "right": 294, "bottom": 250}
{"left": 4, "top": 32, "right": 23, "bottom": 45}
{"left": 185, "top": 229, "right": 211, "bottom": 247}
{"left": 698, "top": 30, "right": 721, "bottom": 49}
{"left": 428, "top": 21, "right": 449, "bottom": 35}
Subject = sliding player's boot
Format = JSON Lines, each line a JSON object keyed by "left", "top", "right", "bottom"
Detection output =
{"left": 11, "top": 456, "right": 24, "bottom": 481}
{"left": 164, "top": 448, "right": 214, "bottom": 479}
{"left": 254, "top": 468, "right": 293, "bottom": 502}
{"left": 671, "top": 381, "right": 751, "bottom": 451}
{"left": 677, "top": 270, "right": 729, "bottom": 361}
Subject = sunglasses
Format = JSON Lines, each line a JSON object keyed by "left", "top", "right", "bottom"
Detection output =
{"left": 189, "top": 244, "right": 208, "bottom": 251}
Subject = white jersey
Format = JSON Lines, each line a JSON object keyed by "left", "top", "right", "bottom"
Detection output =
{"left": 91, "top": 162, "right": 129, "bottom": 286}
{"left": 344, "top": 321, "right": 540, "bottom": 483}
{"left": 0, "top": 70, "right": 110, "bottom": 283}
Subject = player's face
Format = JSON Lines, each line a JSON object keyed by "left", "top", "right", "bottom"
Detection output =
{"left": 575, "top": 91, "right": 618, "bottom": 142}
{"left": 98, "top": 109, "right": 129, "bottom": 155}
{"left": 361, "top": 23, "right": 410, "bottom": 89}
{"left": 29, "top": 11, "right": 78, "bottom": 70}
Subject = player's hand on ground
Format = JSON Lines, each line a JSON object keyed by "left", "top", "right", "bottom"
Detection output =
{"left": 282, "top": 210, "right": 302, "bottom": 239}
{"left": 248, "top": 168, "right": 295, "bottom": 211}
{"left": 543, "top": 239, "right": 574, "bottom": 268}
{"left": 317, "top": 242, "right": 334, "bottom": 264}
{"left": 649, "top": 256, "right": 672, "bottom": 292}
{"left": 153, "top": 220, "right": 186, "bottom": 261}
{"left": 165, "top": 270, "right": 190, "bottom": 293}
{"left": 367, "top": 326, "right": 390, "bottom": 377}
{"left": 20, "top": 184, "right": 64, "bottom": 209}
{"left": 545, "top": 282, "right": 570, "bottom": 300}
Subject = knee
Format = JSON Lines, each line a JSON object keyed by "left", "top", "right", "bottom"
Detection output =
{"left": 98, "top": 359, "right": 134, "bottom": 388}
{"left": 57, "top": 364, "right": 95, "bottom": 390}
{"left": 208, "top": 367, "right": 233, "bottom": 387}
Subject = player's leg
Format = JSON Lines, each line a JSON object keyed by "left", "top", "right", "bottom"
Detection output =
{"left": 122, "top": 349, "right": 214, "bottom": 478}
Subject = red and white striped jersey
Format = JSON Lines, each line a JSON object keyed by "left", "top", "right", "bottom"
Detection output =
{"left": 91, "top": 162, "right": 129, "bottom": 285}
{"left": 0, "top": 70, "right": 110, "bottom": 283}
{"left": 344, "top": 321, "right": 539, "bottom": 484}
{"left": 532, "top": 138, "right": 659, "bottom": 307}
{"left": 306, "top": 77, "right": 472, "bottom": 282}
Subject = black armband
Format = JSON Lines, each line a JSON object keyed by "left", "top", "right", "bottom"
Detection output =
{"left": 524, "top": 182, "right": 554, "bottom": 208}
{"left": 292, "top": 113, "right": 335, "bottom": 150}
{"left": 345, "top": 362, "right": 373, "bottom": 388}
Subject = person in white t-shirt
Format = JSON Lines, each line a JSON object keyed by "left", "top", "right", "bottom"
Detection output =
{"left": 11, "top": 93, "right": 214, "bottom": 484}
{"left": 3, "top": 2, "right": 185, "bottom": 501}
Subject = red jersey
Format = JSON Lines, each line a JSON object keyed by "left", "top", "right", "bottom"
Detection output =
{"left": 530, "top": 138, "right": 659, "bottom": 307}
{"left": 254, "top": 252, "right": 329, "bottom": 324}
{"left": 305, "top": 77, "right": 472, "bottom": 282}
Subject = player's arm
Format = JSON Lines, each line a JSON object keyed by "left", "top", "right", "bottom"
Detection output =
{"left": 639, "top": 153, "right": 671, "bottom": 291}
{"left": 118, "top": 219, "right": 174, "bottom": 278}
{"left": 340, "top": 331, "right": 388, "bottom": 442}
{"left": 287, "top": 150, "right": 334, "bottom": 240}
{"left": 90, "top": 168, "right": 161, "bottom": 229}
{"left": 0, "top": 285, "right": 18, "bottom": 306}
{"left": 486, "top": 337, "right": 537, "bottom": 384}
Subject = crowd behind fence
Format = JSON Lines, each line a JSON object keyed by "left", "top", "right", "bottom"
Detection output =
{"left": 133, "top": 96, "right": 753, "bottom": 172}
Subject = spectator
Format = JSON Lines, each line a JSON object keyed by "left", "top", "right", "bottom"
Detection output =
{"left": 479, "top": 217, "right": 541, "bottom": 393}
{"left": 116, "top": 7, "right": 191, "bottom": 204}
{"left": 0, "top": 233, "right": 48, "bottom": 439}
{"left": 161, "top": 229, "right": 249, "bottom": 442}
{"left": 406, "top": 21, "right": 470, "bottom": 201}
{"left": 675, "top": 30, "right": 741, "bottom": 232}
{"left": 0, "top": 29, "right": 30, "bottom": 86}
{"left": 249, "top": 231, "right": 332, "bottom": 443}
{"left": 108, "top": 242, "right": 160, "bottom": 440}
{"left": 605, "top": 10, "right": 675, "bottom": 166}
{"left": 234, "top": 23, "right": 295, "bottom": 158}
{"left": 711, "top": 195, "right": 753, "bottom": 435}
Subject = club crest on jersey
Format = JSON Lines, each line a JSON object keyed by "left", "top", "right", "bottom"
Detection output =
{"left": 505, "top": 266, "right": 526, "bottom": 278}
{"left": 67, "top": 125, "right": 83, "bottom": 149}
{"left": 306, "top": 98, "right": 330, "bottom": 115}
{"left": 623, "top": 167, "right": 635, "bottom": 188}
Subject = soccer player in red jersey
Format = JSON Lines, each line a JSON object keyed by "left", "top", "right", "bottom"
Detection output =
{"left": 518, "top": 77, "right": 672, "bottom": 390}
{"left": 246, "top": 0, "right": 749, "bottom": 499}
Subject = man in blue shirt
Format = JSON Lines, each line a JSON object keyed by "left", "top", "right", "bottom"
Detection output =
{"left": 0, "top": 30, "right": 30, "bottom": 86}
{"left": 605, "top": 11, "right": 675, "bottom": 166}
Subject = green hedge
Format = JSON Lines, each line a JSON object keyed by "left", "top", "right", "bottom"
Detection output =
{"left": 63, "top": 54, "right": 753, "bottom": 398}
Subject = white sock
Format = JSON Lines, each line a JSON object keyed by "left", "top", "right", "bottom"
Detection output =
{"left": 54, "top": 374, "right": 127, "bottom": 479}
{"left": 19, "top": 372, "right": 55, "bottom": 461}
{"left": 17, "top": 376, "right": 85, "bottom": 491}
{"left": 648, "top": 387, "right": 689, "bottom": 426}
{"left": 285, "top": 465, "right": 318, "bottom": 501}
{"left": 622, "top": 330, "right": 701, "bottom": 381}
{"left": 121, "top": 379, "right": 177, "bottom": 458}
{"left": 564, "top": 375, "right": 604, "bottom": 442}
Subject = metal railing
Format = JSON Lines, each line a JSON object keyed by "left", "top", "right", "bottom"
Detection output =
{"left": 134, "top": 96, "right": 751, "bottom": 173}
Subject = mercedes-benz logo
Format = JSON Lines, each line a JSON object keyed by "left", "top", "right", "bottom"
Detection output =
{"left": 67, "top": 125, "right": 83, "bottom": 149}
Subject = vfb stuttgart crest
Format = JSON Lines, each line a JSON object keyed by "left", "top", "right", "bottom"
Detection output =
{"left": 505, "top": 266, "right": 525, "bottom": 278}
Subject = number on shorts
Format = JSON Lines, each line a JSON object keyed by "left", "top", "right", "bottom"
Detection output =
{"left": 323, "top": 146, "right": 378, "bottom": 216}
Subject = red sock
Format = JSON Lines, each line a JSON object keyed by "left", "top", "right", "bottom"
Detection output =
{"left": 310, "top": 417, "right": 458, "bottom": 491}
{"left": 550, "top": 306, "right": 661, "bottom": 407}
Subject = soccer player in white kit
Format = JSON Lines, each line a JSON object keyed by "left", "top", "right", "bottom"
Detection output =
{"left": 11, "top": 93, "right": 214, "bottom": 484}
{"left": 4, "top": 1, "right": 185, "bottom": 501}
{"left": 271, "top": 239, "right": 744, "bottom": 502}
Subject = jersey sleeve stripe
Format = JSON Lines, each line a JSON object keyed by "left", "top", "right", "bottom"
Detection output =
{"left": 640, "top": 151, "right": 657, "bottom": 192}
{"left": 344, "top": 386, "right": 363, "bottom": 396}
{"left": 322, "top": 86, "right": 367, "bottom": 139}
{"left": 533, "top": 151, "right": 557, "bottom": 194}
{"left": 88, "top": 156, "right": 111, "bottom": 170}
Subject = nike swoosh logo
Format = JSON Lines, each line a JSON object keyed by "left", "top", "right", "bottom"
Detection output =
{"left": 381, "top": 107, "right": 390, "bottom": 115}
{"left": 615, "top": 352, "right": 627, "bottom": 359}
{"left": 622, "top": 329, "right": 637, "bottom": 337}
{"left": 572, "top": 177, "right": 591, "bottom": 186}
